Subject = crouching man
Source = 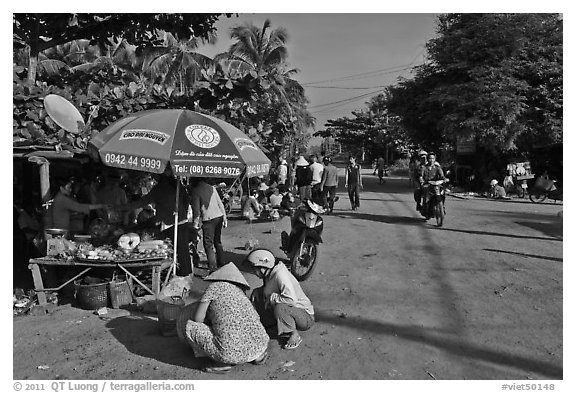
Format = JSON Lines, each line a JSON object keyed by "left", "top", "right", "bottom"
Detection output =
{"left": 245, "top": 249, "right": 315, "bottom": 350}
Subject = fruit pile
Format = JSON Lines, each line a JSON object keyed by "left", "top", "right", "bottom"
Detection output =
{"left": 74, "top": 235, "right": 173, "bottom": 262}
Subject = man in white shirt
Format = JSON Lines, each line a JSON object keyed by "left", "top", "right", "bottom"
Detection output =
{"left": 308, "top": 155, "right": 324, "bottom": 204}
{"left": 191, "top": 178, "right": 228, "bottom": 271}
{"left": 277, "top": 159, "right": 288, "bottom": 185}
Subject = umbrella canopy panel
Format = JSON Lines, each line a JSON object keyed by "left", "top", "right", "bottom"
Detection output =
{"left": 88, "top": 109, "right": 271, "bottom": 178}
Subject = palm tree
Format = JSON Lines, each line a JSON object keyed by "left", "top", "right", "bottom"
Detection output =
{"left": 222, "top": 19, "right": 315, "bottom": 153}
{"left": 141, "top": 31, "right": 216, "bottom": 94}
{"left": 228, "top": 19, "right": 289, "bottom": 73}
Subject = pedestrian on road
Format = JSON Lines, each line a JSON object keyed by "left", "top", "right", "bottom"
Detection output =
{"left": 320, "top": 156, "right": 339, "bottom": 213}
{"left": 377, "top": 156, "right": 386, "bottom": 184}
{"left": 309, "top": 155, "right": 324, "bottom": 204}
{"left": 191, "top": 178, "right": 228, "bottom": 271}
{"left": 413, "top": 151, "right": 428, "bottom": 212}
{"left": 295, "top": 156, "right": 312, "bottom": 201}
{"left": 345, "top": 155, "right": 363, "bottom": 210}
{"left": 183, "top": 262, "right": 270, "bottom": 373}
{"left": 246, "top": 249, "right": 315, "bottom": 350}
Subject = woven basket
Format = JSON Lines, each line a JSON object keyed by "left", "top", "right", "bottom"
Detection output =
{"left": 157, "top": 296, "right": 185, "bottom": 337}
{"left": 176, "top": 302, "right": 199, "bottom": 345}
{"left": 109, "top": 280, "right": 132, "bottom": 309}
{"left": 75, "top": 281, "right": 109, "bottom": 310}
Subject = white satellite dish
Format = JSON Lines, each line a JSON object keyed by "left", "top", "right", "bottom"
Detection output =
{"left": 44, "top": 94, "right": 85, "bottom": 134}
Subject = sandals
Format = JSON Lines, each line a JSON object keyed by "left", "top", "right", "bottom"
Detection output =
{"left": 251, "top": 351, "right": 269, "bottom": 365}
{"left": 283, "top": 336, "right": 302, "bottom": 350}
{"left": 202, "top": 361, "right": 233, "bottom": 374}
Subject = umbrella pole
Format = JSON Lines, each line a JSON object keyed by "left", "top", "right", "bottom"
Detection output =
{"left": 165, "top": 177, "right": 180, "bottom": 287}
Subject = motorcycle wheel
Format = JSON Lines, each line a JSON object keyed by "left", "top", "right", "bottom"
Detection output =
{"left": 224, "top": 200, "right": 232, "bottom": 215}
{"left": 435, "top": 201, "right": 444, "bottom": 227}
{"left": 529, "top": 191, "right": 547, "bottom": 203}
{"left": 290, "top": 240, "right": 320, "bottom": 281}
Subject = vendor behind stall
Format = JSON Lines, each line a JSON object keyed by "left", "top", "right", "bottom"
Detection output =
{"left": 51, "top": 177, "right": 110, "bottom": 234}
{"left": 116, "top": 170, "right": 193, "bottom": 277}
{"left": 94, "top": 170, "right": 129, "bottom": 226}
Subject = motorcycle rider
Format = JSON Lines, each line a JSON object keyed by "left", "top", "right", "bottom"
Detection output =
{"left": 419, "top": 152, "right": 446, "bottom": 217}
{"left": 281, "top": 199, "right": 323, "bottom": 256}
{"left": 413, "top": 150, "right": 428, "bottom": 212}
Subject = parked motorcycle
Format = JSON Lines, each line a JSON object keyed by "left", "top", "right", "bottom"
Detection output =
{"left": 280, "top": 199, "right": 324, "bottom": 281}
{"left": 529, "top": 177, "right": 563, "bottom": 203}
{"left": 422, "top": 179, "right": 449, "bottom": 227}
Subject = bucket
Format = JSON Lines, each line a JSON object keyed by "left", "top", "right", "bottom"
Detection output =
{"left": 75, "top": 281, "right": 109, "bottom": 310}
{"left": 157, "top": 296, "right": 185, "bottom": 337}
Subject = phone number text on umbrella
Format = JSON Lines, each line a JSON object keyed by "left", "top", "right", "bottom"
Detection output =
{"left": 103, "top": 153, "right": 163, "bottom": 172}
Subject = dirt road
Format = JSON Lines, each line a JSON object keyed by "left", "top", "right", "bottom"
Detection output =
{"left": 13, "top": 169, "right": 563, "bottom": 380}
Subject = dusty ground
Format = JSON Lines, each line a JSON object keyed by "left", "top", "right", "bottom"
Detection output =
{"left": 13, "top": 169, "right": 563, "bottom": 381}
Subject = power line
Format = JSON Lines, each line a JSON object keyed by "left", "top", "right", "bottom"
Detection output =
{"left": 307, "top": 89, "right": 382, "bottom": 109}
{"left": 301, "top": 63, "right": 416, "bottom": 86}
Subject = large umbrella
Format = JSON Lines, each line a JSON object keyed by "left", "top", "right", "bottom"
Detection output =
{"left": 89, "top": 109, "right": 270, "bottom": 178}
{"left": 88, "top": 109, "right": 271, "bottom": 279}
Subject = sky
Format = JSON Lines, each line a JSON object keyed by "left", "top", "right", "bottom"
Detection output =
{"left": 196, "top": 13, "right": 439, "bottom": 141}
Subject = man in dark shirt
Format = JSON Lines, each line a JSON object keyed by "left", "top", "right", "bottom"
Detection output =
{"left": 344, "top": 156, "right": 363, "bottom": 211}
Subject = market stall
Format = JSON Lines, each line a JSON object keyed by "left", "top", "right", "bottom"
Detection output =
{"left": 87, "top": 109, "right": 271, "bottom": 281}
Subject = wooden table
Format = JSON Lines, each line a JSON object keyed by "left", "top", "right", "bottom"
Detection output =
{"left": 28, "top": 257, "right": 172, "bottom": 306}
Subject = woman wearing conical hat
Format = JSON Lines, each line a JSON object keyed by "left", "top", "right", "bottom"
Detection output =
{"left": 183, "top": 262, "right": 270, "bottom": 373}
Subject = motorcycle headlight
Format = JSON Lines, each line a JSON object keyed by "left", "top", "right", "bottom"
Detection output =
{"left": 304, "top": 212, "right": 317, "bottom": 227}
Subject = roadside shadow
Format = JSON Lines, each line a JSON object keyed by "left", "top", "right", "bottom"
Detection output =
{"left": 432, "top": 227, "right": 562, "bottom": 242}
{"left": 314, "top": 310, "right": 563, "bottom": 379}
{"left": 330, "top": 211, "right": 425, "bottom": 226}
{"left": 105, "top": 313, "right": 204, "bottom": 371}
{"left": 359, "top": 198, "right": 404, "bottom": 203}
{"left": 484, "top": 248, "right": 562, "bottom": 263}
{"left": 514, "top": 221, "right": 563, "bottom": 240}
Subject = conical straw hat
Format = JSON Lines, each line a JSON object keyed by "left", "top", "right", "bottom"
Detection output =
{"left": 295, "top": 156, "right": 309, "bottom": 166}
{"left": 203, "top": 262, "right": 251, "bottom": 290}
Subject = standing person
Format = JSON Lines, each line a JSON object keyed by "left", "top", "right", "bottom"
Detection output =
{"left": 183, "top": 262, "right": 270, "bottom": 373}
{"left": 51, "top": 177, "right": 109, "bottom": 233}
{"left": 344, "top": 156, "right": 363, "bottom": 211}
{"left": 246, "top": 249, "right": 315, "bottom": 350}
{"left": 94, "top": 171, "right": 129, "bottom": 226}
{"left": 288, "top": 157, "right": 297, "bottom": 193}
{"left": 294, "top": 156, "right": 312, "bottom": 201}
{"left": 377, "top": 156, "right": 386, "bottom": 184}
{"left": 191, "top": 178, "right": 228, "bottom": 271}
{"left": 118, "top": 172, "right": 193, "bottom": 276}
{"left": 320, "top": 156, "right": 339, "bottom": 214}
{"left": 276, "top": 159, "right": 288, "bottom": 186}
{"left": 308, "top": 155, "right": 324, "bottom": 204}
{"left": 413, "top": 151, "right": 428, "bottom": 212}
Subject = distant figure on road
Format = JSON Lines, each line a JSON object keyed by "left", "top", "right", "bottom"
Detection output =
{"left": 320, "top": 156, "right": 339, "bottom": 214}
{"left": 345, "top": 155, "right": 363, "bottom": 211}
{"left": 309, "top": 155, "right": 324, "bottom": 204}
{"left": 377, "top": 156, "right": 386, "bottom": 184}
{"left": 295, "top": 156, "right": 312, "bottom": 201}
{"left": 413, "top": 151, "right": 428, "bottom": 212}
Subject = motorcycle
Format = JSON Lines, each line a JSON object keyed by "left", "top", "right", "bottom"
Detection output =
{"left": 529, "top": 178, "right": 562, "bottom": 203}
{"left": 280, "top": 199, "right": 324, "bottom": 281}
{"left": 422, "top": 179, "right": 448, "bottom": 227}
